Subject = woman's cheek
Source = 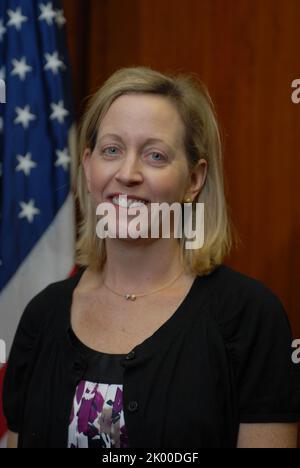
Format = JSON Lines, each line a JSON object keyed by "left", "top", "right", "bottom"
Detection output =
{"left": 160, "top": 182, "right": 185, "bottom": 202}
{"left": 89, "top": 162, "right": 106, "bottom": 189}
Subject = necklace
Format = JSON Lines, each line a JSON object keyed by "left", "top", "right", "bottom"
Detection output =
{"left": 102, "top": 269, "right": 185, "bottom": 301}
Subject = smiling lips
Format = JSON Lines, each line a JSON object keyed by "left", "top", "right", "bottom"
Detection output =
{"left": 107, "top": 194, "right": 149, "bottom": 209}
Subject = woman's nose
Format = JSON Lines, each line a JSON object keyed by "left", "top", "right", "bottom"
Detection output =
{"left": 114, "top": 155, "right": 143, "bottom": 185}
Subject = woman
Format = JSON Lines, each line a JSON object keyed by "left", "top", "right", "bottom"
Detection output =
{"left": 3, "top": 67, "right": 300, "bottom": 448}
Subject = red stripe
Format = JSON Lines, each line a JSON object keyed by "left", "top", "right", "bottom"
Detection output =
{"left": 69, "top": 265, "right": 78, "bottom": 277}
{"left": 0, "top": 365, "right": 7, "bottom": 438}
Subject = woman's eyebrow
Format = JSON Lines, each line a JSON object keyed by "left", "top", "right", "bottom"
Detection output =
{"left": 97, "top": 133, "right": 123, "bottom": 144}
{"left": 143, "top": 138, "right": 176, "bottom": 154}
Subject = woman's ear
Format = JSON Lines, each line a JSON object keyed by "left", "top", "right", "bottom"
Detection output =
{"left": 186, "top": 158, "right": 208, "bottom": 201}
{"left": 82, "top": 148, "right": 92, "bottom": 193}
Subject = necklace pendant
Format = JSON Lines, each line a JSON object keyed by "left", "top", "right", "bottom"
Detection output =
{"left": 125, "top": 294, "right": 136, "bottom": 301}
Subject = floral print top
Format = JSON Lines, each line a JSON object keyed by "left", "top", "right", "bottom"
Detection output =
{"left": 68, "top": 328, "right": 130, "bottom": 448}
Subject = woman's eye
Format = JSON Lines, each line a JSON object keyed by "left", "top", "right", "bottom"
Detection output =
{"left": 101, "top": 147, "right": 166, "bottom": 162}
{"left": 149, "top": 152, "right": 166, "bottom": 162}
{"left": 102, "top": 146, "right": 120, "bottom": 156}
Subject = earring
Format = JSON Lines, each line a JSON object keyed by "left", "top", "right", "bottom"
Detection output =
{"left": 184, "top": 197, "right": 192, "bottom": 203}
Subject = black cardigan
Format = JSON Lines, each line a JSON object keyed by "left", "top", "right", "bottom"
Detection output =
{"left": 3, "top": 264, "right": 300, "bottom": 448}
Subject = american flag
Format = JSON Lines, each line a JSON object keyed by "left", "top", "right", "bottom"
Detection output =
{"left": 0, "top": 0, "right": 76, "bottom": 446}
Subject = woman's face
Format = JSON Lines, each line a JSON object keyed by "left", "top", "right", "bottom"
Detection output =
{"left": 83, "top": 93, "right": 207, "bottom": 239}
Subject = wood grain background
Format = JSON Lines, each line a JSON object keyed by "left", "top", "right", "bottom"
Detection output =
{"left": 62, "top": 0, "right": 300, "bottom": 442}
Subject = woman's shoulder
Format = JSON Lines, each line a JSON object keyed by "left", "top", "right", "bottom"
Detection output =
{"left": 21, "top": 267, "right": 86, "bottom": 330}
{"left": 212, "top": 263, "right": 278, "bottom": 296}
{"left": 45, "top": 267, "right": 86, "bottom": 298}
{"left": 207, "top": 264, "right": 288, "bottom": 331}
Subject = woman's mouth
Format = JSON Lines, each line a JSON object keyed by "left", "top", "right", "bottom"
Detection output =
{"left": 108, "top": 195, "right": 149, "bottom": 209}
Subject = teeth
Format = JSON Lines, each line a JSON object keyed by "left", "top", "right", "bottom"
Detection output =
{"left": 111, "top": 196, "right": 147, "bottom": 208}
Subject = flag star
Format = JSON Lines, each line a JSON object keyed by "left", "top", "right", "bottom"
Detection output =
{"left": 39, "top": 3, "right": 56, "bottom": 25}
{"left": 19, "top": 199, "right": 40, "bottom": 223}
{"left": 0, "top": 66, "right": 5, "bottom": 80}
{"left": 14, "top": 105, "right": 36, "bottom": 129}
{"left": 55, "top": 148, "right": 71, "bottom": 171}
{"left": 11, "top": 57, "right": 32, "bottom": 80}
{"left": 0, "top": 19, "right": 6, "bottom": 41}
{"left": 50, "top": 100, "right": 69, "bottom": 124}
{"left": 44, "top": 52, "right": 65, "bottom": 74}
{"left": 55, "top": 9, "right": 66, "bottom": 28}
{"left": 7, "top": 7, "right": 28, "bottom": 31}
{"left": 16, "top": 153, "right": 37, "bottom": 176}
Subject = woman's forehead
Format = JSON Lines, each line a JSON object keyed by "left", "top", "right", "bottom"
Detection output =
{"left": 98, "top": 93, "right": 185, "bottom": 144}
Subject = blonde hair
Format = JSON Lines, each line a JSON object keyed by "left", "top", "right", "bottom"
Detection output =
{"left": 76, "top": 66, "right": 238, "bottom": 276}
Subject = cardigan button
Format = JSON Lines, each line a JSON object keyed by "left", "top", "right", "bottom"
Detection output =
{"left": 125, "top": 350, "right": 136, "bottom": 360}
{"left": 128, "top": 401, "right": 138, "bottom": 412}
{"left": 73, "top": 361, "right": 82, "bottom": 371}
{"left": 121, "top": 350, "right": 136, "bottom": 367}
{"left": 72, "top": 359, "right": 86, "bottom": 373}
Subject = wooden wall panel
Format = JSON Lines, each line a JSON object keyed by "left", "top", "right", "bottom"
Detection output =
{"left": 62, "top": 0, "right": 90, "bottom": 119}
{"left": 62, "top": 0, "right": 300, "bottom": 336}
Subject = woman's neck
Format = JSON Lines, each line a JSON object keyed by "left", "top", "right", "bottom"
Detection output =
{"left": 101, "top": 237, "right": 184, "bottom": 293}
